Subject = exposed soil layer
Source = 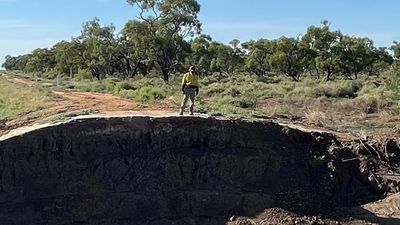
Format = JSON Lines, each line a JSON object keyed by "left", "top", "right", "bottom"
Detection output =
{"left": 0, "top": 116, "right": 399, "bottom": 225}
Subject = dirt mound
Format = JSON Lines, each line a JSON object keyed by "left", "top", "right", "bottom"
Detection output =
{"left": 0, "top": 116, "right": 398, "bottom": 225}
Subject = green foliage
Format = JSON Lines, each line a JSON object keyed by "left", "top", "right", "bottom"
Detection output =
{"left": 242, "top": 39, "right": 272, "bottom": 77}
{"left": 125, "top": 0, "right": 201, "bottom": 81}
{"left": 205, "top": 95, "right": 260, "bottom": 118}
{"left": 116, "top": 81, "right": 136, "bottom": 92}
{"left": 189, "top": 35, "right": 213, "bottom": 75}
{"left": 391, "top": 42, "right": 400, "bottom": 60}
{"left": 315, "top": 80, "right": 362, "bottom": 98}
{"left": 78, "top": 18, "right": 118, "bottom": 80}
{"left": 383, "top": 64, "right": 400, "bottom": 96}
{"left": 302, "top": 23, "right": 342, "bottom": 80}
{"left": 1, "top": 2, "right": 395, "bottom": 85}
{"left": 209, "top": 41, "right": 243, "bottom": 76}
{"left": 133, "top": 86, "right": 167, "bottom": 101}
{"left": 2, "top": 55, "right": 30, "bottom": 71}
{"left": 75, "top": 69, "right": 92, "bottom": 81}
{"left": 271, "top": 37, "right": 307, "bottom": 81}
{"left": 71, "top": 74, "right": 178, "bottom": 103}
{"left": 24, "top": 48, "right": 56, "bottom": 73}
{"left": 231, "top": 96, "right": 257, "bottom": 109}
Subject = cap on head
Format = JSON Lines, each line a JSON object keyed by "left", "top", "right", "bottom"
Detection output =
{"left": 189, "top": 66, "right": 195, "bottom": 72}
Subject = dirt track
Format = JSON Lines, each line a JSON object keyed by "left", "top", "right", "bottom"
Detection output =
{"left": 51, "top": 90, "right": 176, "bottom": 115}
{"left": 0, "top": 78, "right": 177, "bottom": 136}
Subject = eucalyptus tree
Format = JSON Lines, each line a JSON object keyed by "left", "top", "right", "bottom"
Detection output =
{"left": 120, "top": 20, "right": 153, "bottom": 78}
{"left": 25, "top": 48, "right": 56, "bottom": 73}
{"left": 337, "top": 36, "right": 393, "bottom": 79}
{"left": 271, "top": 37, "right": 307, "bottom": 81}
{"left": 126, "top": 0, "right": 201, "bottom": 81}
{"left": 336, "top": 36, "right": 373, "bottom": 79}
{"left": 189, "top": 34, "right": 213, "bottom": 75}
{"left": 76, "top": 18, "right": 118, "bottom": 80}
{"left": 52, "top": 41, "right": 84, "bottom": 77}
{"left": 2, "top": 55, "right": 30, "bottom": 71}
{"left": 242, "top": 39, "right": 273, "bottom": 78}
{"left": 365, "top": 47, "right": 393, "bottom": 76}
{"left": 391, "top": 41, "right": 400, "bottom": 60}
{"left": 208, "top": 41, "right": 241, "bottom": 77}
{"left": 302, "top": 22, "right": 342, "bottom": 80}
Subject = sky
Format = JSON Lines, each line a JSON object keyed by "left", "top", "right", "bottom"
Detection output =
{"left": 1, "top": 0, "right": 400, "bottom": 67}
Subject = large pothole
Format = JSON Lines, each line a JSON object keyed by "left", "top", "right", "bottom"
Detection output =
{"left": 0, "top": 116, "right": 397, "bottom": 225}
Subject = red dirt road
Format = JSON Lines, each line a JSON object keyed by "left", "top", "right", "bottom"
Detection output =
{"left": 1, "top": 78, "right": 178, "bottom": 136}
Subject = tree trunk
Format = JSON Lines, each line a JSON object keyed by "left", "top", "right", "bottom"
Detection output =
{"left": 289, "top": 72, "right": 299, "bottom": 82}
{"left": 307, "top": 67, "right": 314, "bottom": 77}
{"left": 326, "top": 67, "right": 332, "bottom": 81}
{"left": 161, "top": 68, "right": 169, "bottom": 82}
{"left": 91, "top": 68, "right": 101, "bottom": 80}
{"left": 218, "top": 70, "right": 222, "bottom": 81}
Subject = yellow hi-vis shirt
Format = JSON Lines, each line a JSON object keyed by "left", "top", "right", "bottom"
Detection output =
{"left": 181, "top": 72, "right": 199, "bottom": 87}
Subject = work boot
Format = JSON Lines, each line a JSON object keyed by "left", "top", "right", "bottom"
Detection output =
{"left": 189, "top": 111, "right": 194, "bottom": 115}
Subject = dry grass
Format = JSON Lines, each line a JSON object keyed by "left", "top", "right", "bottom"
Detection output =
{"left": 304, "top": 110, "right": 329, "bottom": 127}
{"left": 0, "top": 76, "right": 52, "bottom": 121}
{"left": 4, "top": 71, "right": 400, "bottom": 135}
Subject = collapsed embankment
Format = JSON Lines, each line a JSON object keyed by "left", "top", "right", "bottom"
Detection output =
{"left": 0, "top": 116, "right": 398, "bottom": 225}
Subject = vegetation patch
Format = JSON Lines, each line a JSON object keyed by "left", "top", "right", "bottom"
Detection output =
{"left": 0, "top": 77, "right": 52, "bottom": 121}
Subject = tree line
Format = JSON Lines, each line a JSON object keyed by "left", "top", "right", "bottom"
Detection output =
{"left": 2, "top": 0, "right": 399, "bottom": 82}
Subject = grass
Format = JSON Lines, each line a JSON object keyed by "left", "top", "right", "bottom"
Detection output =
{"left": 0, "top": 76, "right": 52, "bottom": 121}
{"left": 198, "top": 74, "right": 400, "bottom": 134}
{"left": 70, "top": 76, "right": 180, "bottom": 103}
{"left": 4, "top": 70, "right": 400, "bottom": 135}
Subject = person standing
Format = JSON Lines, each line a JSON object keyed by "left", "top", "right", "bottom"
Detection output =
{"left": 180, "top": 66, "right": 199, "bottom": 115}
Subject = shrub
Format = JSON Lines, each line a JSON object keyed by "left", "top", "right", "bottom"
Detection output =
{"left": 75, "top": 69, "right": 92, "bottom": 81}
{"left": 355, "top": 94, "right": 380, "bottom": 114}
{"left": 232, "top": 96, "right": 257, "bottom": 109}
{"left": 41, "top": 72, "right": 57, "bottom": 79}
{"left": 90, "top": 82, "right": 106, "bottom": 92}
{"left": 286, "top": 86, "right": 316, "bottom": 97}
{"left": 383, "top": 66, "right": 400, "bottom": 96}
{"left": 103, "top": 79, "right": 117, "bottom": 92}
{"left": 316, "top": 80, "right": 362, "bottom": 98}
{"left": 119, "top": 89, "right": 137, "bottom": 99}
{"left": 134, "top": 86, "right": 167, "bottom": 101}
{"left": 116, "top": 81, "right": 135, "bottom": 92}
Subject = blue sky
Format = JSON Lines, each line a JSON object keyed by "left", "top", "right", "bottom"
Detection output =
{"left": 1, "top": 0, "right": 400, "bottom": 66}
